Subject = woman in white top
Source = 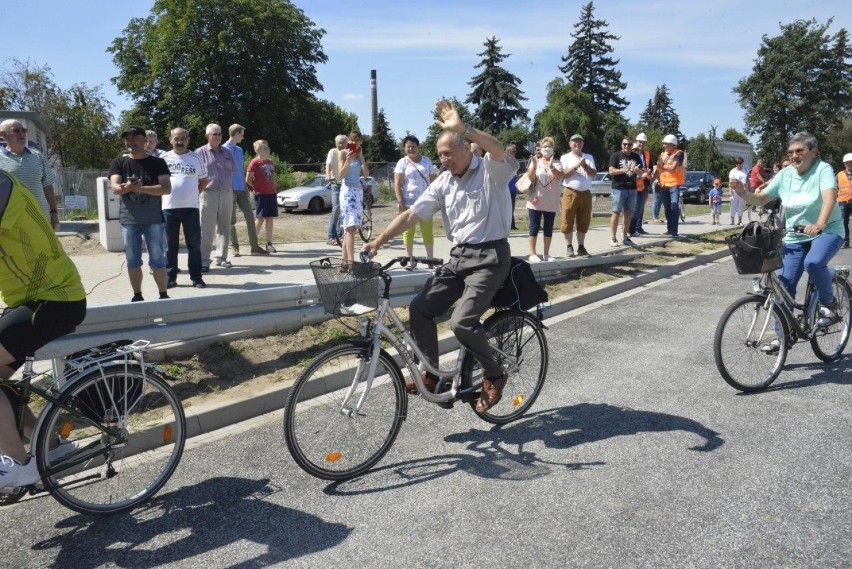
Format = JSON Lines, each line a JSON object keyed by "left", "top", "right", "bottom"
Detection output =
{"left": 393, "top": 135, "right": 437, "bottom": 261}
{"left": 525, "top": 137, "right": 562, "bottom": 261}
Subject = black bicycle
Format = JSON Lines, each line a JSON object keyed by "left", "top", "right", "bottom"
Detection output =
{"left": 0, "top": 340, "right": 186, "bottom": 515}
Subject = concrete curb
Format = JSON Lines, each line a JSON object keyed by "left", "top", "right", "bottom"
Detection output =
{"left": 177, "top": 245, "right": 732, "bottom": 440}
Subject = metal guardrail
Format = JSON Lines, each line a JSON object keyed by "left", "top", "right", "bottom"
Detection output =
{"left": 34, "top": 253, "right": 646, "bottom": 360}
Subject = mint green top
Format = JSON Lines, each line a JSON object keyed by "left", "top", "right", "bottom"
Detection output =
{"left": 762, "top": 160, "right": 842, "bottom": 244}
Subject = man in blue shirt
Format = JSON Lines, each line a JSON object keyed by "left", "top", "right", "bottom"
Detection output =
{"left": 223, "top": 124, "right": 267, "bottom": 256}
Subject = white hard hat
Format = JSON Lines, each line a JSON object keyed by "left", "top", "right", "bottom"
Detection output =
{"left": 635, "top": 133, "right": 648, "bottom": 142}
{"left": 843, "top": 152, "right": 852, "bottom": 163}
{"left": 662, "top": 134, "right": 678, "bottom": 145}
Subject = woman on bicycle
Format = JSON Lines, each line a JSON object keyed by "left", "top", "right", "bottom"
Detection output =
{"left": 0, "top": 171, "right": 87, "bottom": 489}
{"left": 730, "top": 132, "right": 844, "bottom": 332}
{"left": 338, "top": 131, "right": 370, "bottom": 267}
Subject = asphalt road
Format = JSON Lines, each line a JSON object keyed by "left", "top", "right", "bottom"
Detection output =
{"left": 2, "top": 250, "right": 851, "bottom": 568}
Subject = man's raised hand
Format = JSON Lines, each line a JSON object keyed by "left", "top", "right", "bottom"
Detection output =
{"left": 435, "top": 99, "right": 463, "bottom": 134}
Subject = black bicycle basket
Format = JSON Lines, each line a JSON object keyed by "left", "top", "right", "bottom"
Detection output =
{"left": 310, "top": 257, "right": 381, "bottom": 317}
{"left": 726, "top": 221, "right": 784, "bottom": 274}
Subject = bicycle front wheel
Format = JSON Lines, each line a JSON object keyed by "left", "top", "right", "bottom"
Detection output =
{"left": 359, "top": 205, "right": 373, "bottom": 242}
{"left": 284, "top": 345, "right": 406, "bottom": 480}
{"left": 810, "top": 276, "right": 852, "bottom": 362}
{"left": 461, "top": 310, "right": 549, "bottom": 425}
{"left": 35, "top": 366, "right": 186, "bottom": 515}
{"left": 714, "top": 296, "right": 788, "bottom": 392}
{"left": 333, "top": 209, "right": 345, "bottom": 247}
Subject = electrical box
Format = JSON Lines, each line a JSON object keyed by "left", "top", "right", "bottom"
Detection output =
{"left": 96, "top": 177, "right": 124, "bottom": 251}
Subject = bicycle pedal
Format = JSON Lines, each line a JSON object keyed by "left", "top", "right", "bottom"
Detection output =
{"left": 436, "top": 400, "right": 454, "bottom": 410}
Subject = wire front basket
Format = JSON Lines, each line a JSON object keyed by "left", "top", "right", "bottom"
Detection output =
{"left": 725, "top": 229, "right": 784, "bottom": 274}
{"left": 310, "top": 257, "right": 381, "bottom": 318}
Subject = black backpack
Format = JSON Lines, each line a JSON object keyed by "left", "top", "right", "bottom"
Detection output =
{"left": 491, "top": 257, "right": 549, "bottom": 310}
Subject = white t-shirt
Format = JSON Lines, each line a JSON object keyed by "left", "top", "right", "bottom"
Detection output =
{"left": 161, "top": 150, "right": 208, "bottom": 210}
{"left": 728, "top": 166, "right": 748, "bottom": 187}
{"left": 559, "top": 152, "right": 596, "bottom": 191}
{"left": 394, "top": 156, "right": 437, "bottom": 206}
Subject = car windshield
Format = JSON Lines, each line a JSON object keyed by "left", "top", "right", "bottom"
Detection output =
{"left": 593, "top": 173, "right": 608, "bottom": 181}
{"left": 685, "top": 173, "right": 704, "bottom": 184}
{"left": 306, "top": 176, "right": 327, "bottom": 187}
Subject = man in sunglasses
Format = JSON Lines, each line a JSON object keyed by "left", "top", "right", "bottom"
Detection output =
{"left": 0, "top": 120, "right": 60, "bottom": 230}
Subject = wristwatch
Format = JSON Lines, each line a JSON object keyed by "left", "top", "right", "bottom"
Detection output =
{"left": 462, "top": 123, "right": 474, "bottom": 139}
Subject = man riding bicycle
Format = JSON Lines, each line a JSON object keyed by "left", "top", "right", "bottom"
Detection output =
{"left": 363, "top": 99, "right": 519, "bottom": 412}
{"left": 0, "top": 171, "right": 87, "bottom": 489}
{"left": 730, "top": 132, "right": 844, "bottom": 352}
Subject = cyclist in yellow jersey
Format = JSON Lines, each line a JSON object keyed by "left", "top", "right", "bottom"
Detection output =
{"left": 0, "top": 170, "right": 86, "bottom": 489}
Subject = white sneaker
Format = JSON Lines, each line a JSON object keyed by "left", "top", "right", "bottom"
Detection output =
{"left": 760, "top": 338, "right": 781, "bottom": 354}
{"left": 529, "top": 255, "right": 542, "bottom": 263}
{"left": 817, "top": 306, "right": 839, "bottom": 328}
{"left": 0, "top": 455, "right": 39, "bottom": 489}
{"left": 610, "top": 239, "right": 619, "bottom": 247}
{"left": 49, "top": 438, "right": 81, "bottom": 462}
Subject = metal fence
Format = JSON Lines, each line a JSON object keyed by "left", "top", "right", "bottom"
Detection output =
{"left": 55, "top": 168, "right": 108, "bottom": 219}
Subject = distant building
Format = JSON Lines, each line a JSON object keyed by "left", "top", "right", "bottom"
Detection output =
{"left": 0, "top": 110, "right": 51, "bottom": 153}
{"left": 714, "top": 140, "right": 754, "bottom": 172}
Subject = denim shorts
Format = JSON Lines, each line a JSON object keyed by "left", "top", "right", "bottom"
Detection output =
{"left": 121, "top": 223, "right": 167, "bottom": 269}
{"left": 611, "top": 188, "right": 637, "bottom": 213}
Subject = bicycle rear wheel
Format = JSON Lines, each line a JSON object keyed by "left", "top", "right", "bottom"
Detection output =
{"left": 810, "top": 276, "right": 852, "bottom": 362}
{"left": 284, "top": 345, "right": 406, "bottom": 480}
{"left": 359, "top": 205, "right": 373, "bottom": 242}
{"left": 461, "top": 310, "right": 548, "bottom": 425}
{"left": 714, "top": 296, "right": 788, "bottom": 392}
{"left": 35, "top": 366, "right": 186, "bottom": 515}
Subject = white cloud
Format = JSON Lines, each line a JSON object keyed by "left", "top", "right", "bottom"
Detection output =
{"left": 342, "top": 93, "right": 363, "bottom": 100}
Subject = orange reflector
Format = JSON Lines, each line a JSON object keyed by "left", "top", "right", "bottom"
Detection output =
{"left": 163, "top": 425, "right": 173, "bottom": 443}
{"left": 60, "top": 422, "right": 73, "bottom": 439}
{"left": 325, "top": 451, "right": 343, "bottom": 463}
{"left": 512, "top": 395, "right": 524, "bottom": 407}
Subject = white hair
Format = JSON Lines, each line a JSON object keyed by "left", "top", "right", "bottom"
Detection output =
{"left": 205, "top": 123, "right": 222, "bottom": 135}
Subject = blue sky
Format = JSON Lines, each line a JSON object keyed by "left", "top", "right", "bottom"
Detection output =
{"left": 3, "top": 1, "right": 849, "bottom": 148}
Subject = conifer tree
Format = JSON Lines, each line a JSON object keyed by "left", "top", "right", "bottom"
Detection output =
{"left": 639, "top": 84, "right": 684, "bottom": 142}
{"left": 558, "top": 1, "right": 627, "bottom": 115}
{"left": 465, "top": 36, "right": 528, "bottom": 133}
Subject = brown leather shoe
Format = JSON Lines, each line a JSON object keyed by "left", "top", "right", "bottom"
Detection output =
{"left": 475, "top": 370, "right": 508, "bottom": 413}
{"left": 405, "top": 371, "right": 437, "bottom": 394}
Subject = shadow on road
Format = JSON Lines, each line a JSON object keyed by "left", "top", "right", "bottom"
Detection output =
{"left": 742, "top": 355, "right": 852, "bottom": 394}
{"left": 325, "top": 402, "right": 722, "bottom": 496}
{"left": 31, "top": 477, "right": 351, "bottom": 568}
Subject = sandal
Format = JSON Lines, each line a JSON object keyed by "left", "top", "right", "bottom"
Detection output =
{"left": 475, "top": 371, "right": 508, "bottom": 413}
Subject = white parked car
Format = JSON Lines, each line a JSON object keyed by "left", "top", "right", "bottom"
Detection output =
{"left": 277, "top": 175, "right": 378, "bottom": 213}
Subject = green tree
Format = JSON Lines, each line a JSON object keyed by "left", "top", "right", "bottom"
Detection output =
{"left": 108, "top": 0, "right": 331, "bottom": 162}
{"left": 733, "top": 18, "right": 852, "bottom": 161}
{"left": 533, "top": 79, "right": 604, "bottom": 164}
{"left": 0, "top": 58, "right": 118, "bottom": 167}
{"left": 48, "top": 84, "right": 119, "bottom": 169}
{"left": 465, "top": 36, "right": 528, "bottom": 133}
{"left": 363, "top": 109, "right": 399, "bottom": 163}
{"left": 497, "top": 123, "right": 534, "bottom": 160}
{"left": 558, "top": 1, "right": 627, "bottom": 115}
{"left": 685, "top": 127, "right": 729, "bottom": 176}
{"left": 422, "top": 98, "right": 474, "bottom": 160}
{"left": 722, "top": 128, "right": 749, "bottom": 144}
{"left": 638, "top": 84, "right": 684, "bottom": 142}
{"left": 600, "top": 111, "right": 630, "bottom": 156}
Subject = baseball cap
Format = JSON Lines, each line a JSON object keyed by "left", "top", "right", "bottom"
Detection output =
{"left": 121, "top": 125, "right": 146, "bottom": 137}
{"left": 569, "top": 134, "right": 584, "bottom": 141}
{"left": 662, "top": 134, "right": 678, "bottom": 145}
{"left": 843, "top": 152, "right": 852, "bottom": 162}
{"left": 635, "top": 133, "right": 648, "bottom": 142}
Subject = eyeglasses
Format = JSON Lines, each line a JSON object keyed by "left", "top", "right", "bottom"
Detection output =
{"left": 5, "top": 127, "right": 27, "bottom": 135}
{"left": 621, "top": 142, "right": 632, "bottom": 146}
{"left": 209, "top": 132, "right": 222, "bottom": 136}
{"left": 786, "top": 148, "right": 808, "bottom": 156}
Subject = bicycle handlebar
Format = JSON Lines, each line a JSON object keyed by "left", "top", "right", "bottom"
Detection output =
{"left": 358, "top": 252, "right": 444, "bottom": 271}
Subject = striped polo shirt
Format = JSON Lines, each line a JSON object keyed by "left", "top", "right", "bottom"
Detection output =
{"left": 0, "top": 145, "right": 56, "bottom": 218}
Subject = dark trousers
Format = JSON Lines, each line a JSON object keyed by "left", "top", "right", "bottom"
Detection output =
{"left": 164, "top": 208, "right": 202, "bottom": 281}
{"left": 409, "top": 239, "right": 511, "bottom": 379}
{"left": 629, "top": 189, "right": 649, "bottom": 233}
{"left": 840, "top": 201, "right": 852, "bottom": 244}
{"left": 660, "top": 186, "right": 680, "bottom": 236}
